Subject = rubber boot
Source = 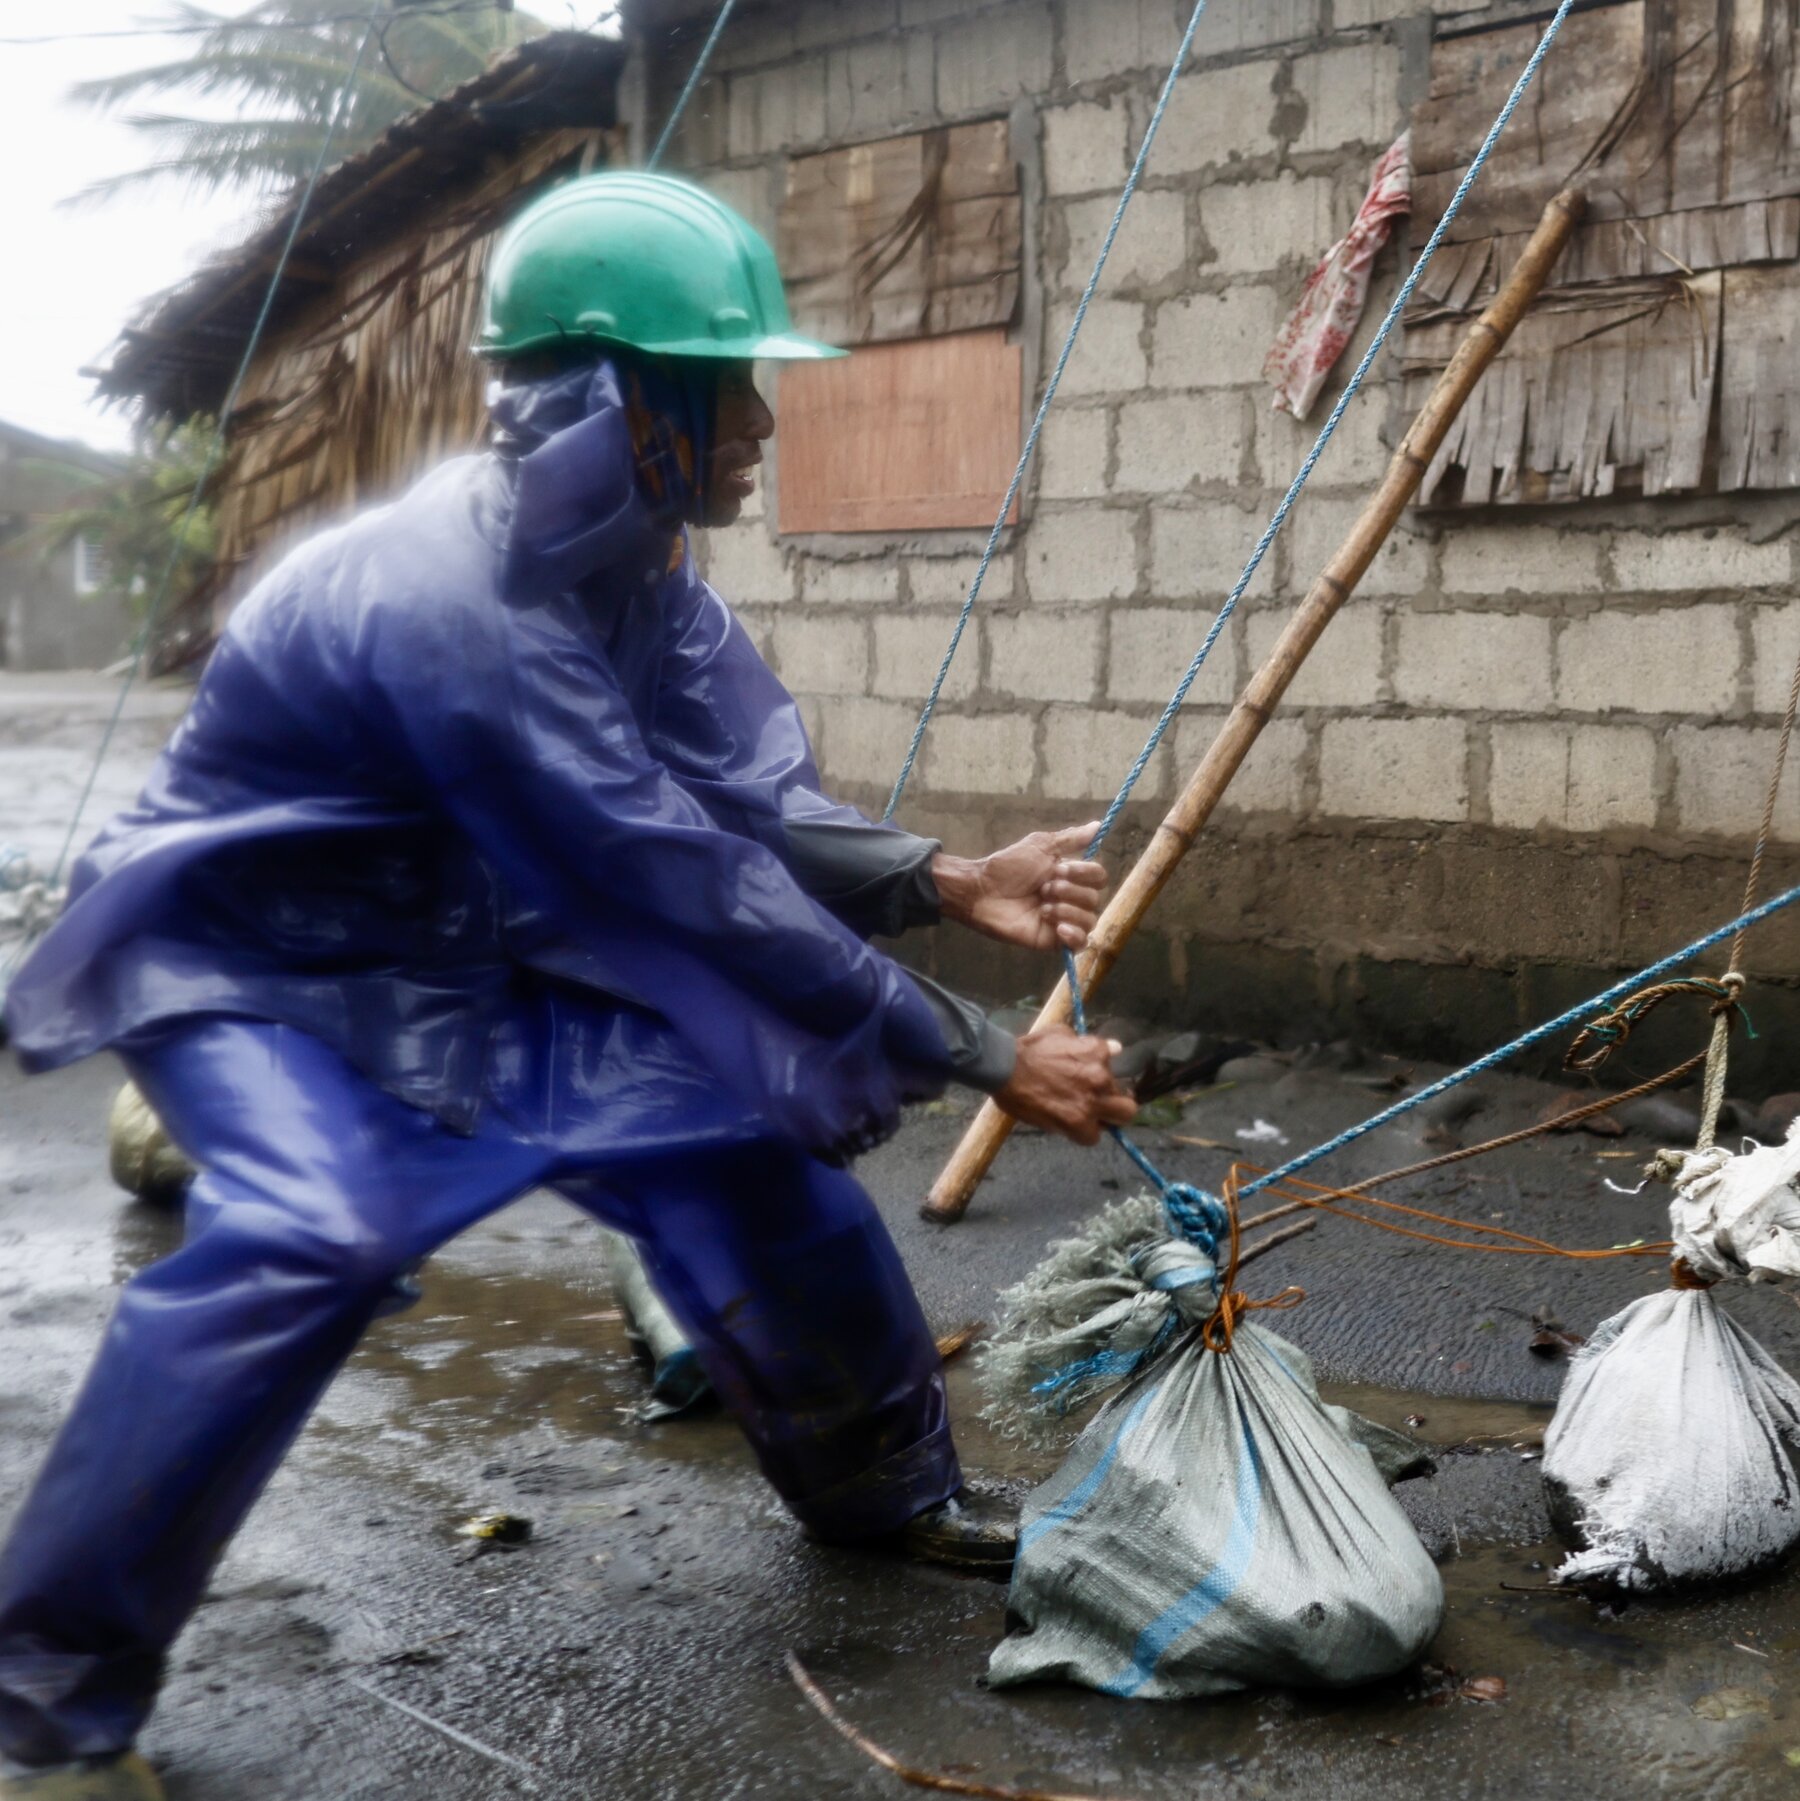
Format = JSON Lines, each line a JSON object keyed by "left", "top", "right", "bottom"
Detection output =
{"left": 0, "top": 1754, "right": 164, "bottom": 1800}
{"left": 898, "top": 1481, "right": 1019, "bottom": 1573}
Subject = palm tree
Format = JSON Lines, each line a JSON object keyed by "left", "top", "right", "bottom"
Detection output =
{"left": 68, "top": 0, "right": 544, "bottom": 205}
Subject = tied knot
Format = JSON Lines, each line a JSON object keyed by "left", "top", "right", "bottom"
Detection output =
{"left": 1670, "top": 1257, "right": 1718, "bottom": 1292}
{"left": 1201, "top": 1284, "right": 1304, "bottom": 1354}
{"left": 1136, "top": 1237, "right": 1219, "bottom": 1325}
{"left": 1565, "top": 974, "right": 1750, "bottom": 1075}
{"left": 1162, "top": 1181, "right": 1229, "bottom": 1251}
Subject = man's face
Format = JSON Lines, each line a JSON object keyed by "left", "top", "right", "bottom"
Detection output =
{"left": 702, "top": 363, "right": 774, "bottom": 528}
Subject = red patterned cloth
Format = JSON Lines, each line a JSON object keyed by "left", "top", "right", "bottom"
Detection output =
{"left": 1263, "top": 132, "right": 1413, "bottom": 421}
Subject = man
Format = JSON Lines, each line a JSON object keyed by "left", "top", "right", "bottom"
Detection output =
{"left": 0, "top": 173, "right": 1136, "bottom": 1798}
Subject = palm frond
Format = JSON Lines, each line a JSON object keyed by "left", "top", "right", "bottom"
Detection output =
{"left": 71, "top": 43, "right": 413, "bottom": 116}
{"left": 65, "top": 136, "right": 335, "bottom": 206}
{"left": 66, "top": 1, "right": 554, "bottom": 203}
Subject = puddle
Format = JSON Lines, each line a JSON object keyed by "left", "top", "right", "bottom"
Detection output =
{"left": 333, "top": 1252, "right": 1564, "bottom": 1486}
{"left": 319, "top": 1260, "right": 761, "bottom": 1482}
{"left": 1320, "top": 1381, "right": 1552, "bottom": 1449}
{"left": 801, "top": 1535, "right": 1800, "bottom": 1801}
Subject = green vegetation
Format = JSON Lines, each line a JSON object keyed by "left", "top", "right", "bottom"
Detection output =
{"left": 69, "top": 0, "right": 543, "bottom": 204}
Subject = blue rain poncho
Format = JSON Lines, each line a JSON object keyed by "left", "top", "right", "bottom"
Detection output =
{"left": 5, "top": 362, "right": 1001, "bottom": 1164}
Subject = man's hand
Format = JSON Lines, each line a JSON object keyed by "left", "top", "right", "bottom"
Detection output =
{"left": 931, "top": 824, "right": 1109, "bottom": 953}
{"left": 993, "top": 1025, "right": 1137, "bottom": 1146}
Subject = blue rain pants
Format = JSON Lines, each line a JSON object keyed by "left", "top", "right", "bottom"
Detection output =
{"left": 0, "top": 1016, "right": 958, "bottom": 1767}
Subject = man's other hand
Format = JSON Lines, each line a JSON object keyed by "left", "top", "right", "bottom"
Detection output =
{"left": 994, "top": 1025, "right": 1137, "bottom": 1145}
{"left": 932, "top": 824, "right": 1109, "bottom": 952}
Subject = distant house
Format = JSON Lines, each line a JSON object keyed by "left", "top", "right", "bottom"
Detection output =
{"left": 0, "top": 419, "right": 131, "bottom": 671}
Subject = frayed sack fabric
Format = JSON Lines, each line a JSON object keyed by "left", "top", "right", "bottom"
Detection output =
{"left": 108, "top": 1081, "right": 197, "bottom": 1204}
{"left": 1543, "top": 1286, "right": 1800, "bottom": 1589}
{"left": 987, "top": 1234, "right": 1444, "bottom": 1699}
{"left": 1668, "top": 1119, "right": 1800, "bottom": 1284}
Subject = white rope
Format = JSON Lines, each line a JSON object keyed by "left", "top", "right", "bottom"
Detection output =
{"left": 1695, "top": 972, "right": 1744, "bottom": 1153}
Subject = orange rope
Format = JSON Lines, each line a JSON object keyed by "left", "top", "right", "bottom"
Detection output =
{"left": 1563, "top": 974, "right": 1744, "bottom": 1074}
{"left": 1199, "top": 1166, "right": 1306, "bottom": 1351}
{"left": 1200, "top": 1284, "right": 1304, "bottom": 1353}
{"left": 1220, "top": 1163, "right": 1672, "bottom": 1263}
{"left": 1193, "top": 1139, "right": 1679, "bottom": 1351}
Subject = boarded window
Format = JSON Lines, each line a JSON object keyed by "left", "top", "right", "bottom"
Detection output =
{"left": 775, "top": 120, "right": 1022, "bottom": 533}
{"left": 777, "top": 329, "right": 1023, "bottom": 534}
{"left": 1406, "top": 0, "right": 1800, "bottom": 505}
{"left": 777, "top": 120, "right": 1021, "bottom": 346}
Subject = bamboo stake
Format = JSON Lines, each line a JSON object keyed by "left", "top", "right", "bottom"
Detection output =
{"left": 923, "top": 187, "right": 1587, "bottom": 1224}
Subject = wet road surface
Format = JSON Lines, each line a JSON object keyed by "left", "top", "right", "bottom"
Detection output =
{"left": 10, "top": 1051, "right": 1800, "bottom": 1799}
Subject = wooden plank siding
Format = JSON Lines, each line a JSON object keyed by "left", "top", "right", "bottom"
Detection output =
{"left": 775, "top": 117, "right": 1023, "bottom": 532}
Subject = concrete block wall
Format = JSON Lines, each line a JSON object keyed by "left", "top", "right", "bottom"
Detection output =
{"left": 639, "top": 0, "right": 1800, "bottom": 1084}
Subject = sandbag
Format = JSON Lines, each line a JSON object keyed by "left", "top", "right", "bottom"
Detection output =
{"left": 107, "top": 1080, "right": 197, "bottom": 1204}
{"left": 595, "top": 1227, "right": 712, "bottom": 1421}
{"left": 976, "top": 1194, "right": 1431, "bottom": 1485}
{"left": 988, "top": 1237, "right": 1444, "bottom": 1699}
{"left": 1543, "top": 1286, "right": 1800, "bottom": 1589}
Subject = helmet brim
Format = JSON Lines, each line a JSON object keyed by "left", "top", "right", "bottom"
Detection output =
{"left": 738, "top": 329, "right": 848, "bottom": 361}
{"left": 474, "top": 327, "right": 848, "bottom": 362}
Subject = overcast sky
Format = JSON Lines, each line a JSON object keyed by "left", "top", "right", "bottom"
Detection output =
{"left": 0, "top": 4, "right": 261, "bottom": 451}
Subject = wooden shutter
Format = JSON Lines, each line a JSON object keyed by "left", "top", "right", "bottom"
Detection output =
{"left": 777, "top": 329, "right": 1023, "bottom": 534}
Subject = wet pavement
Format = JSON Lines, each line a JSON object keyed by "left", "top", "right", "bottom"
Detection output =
{"left": 5, "top": 677, "right": 1800, "bottom": 1797}
{"left": 0, "top": 671, "right": 189, "bottom": 873}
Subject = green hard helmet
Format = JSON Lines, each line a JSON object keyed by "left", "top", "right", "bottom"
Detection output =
{"left": 477, "top": 170, "right": 843, "bottom": 363}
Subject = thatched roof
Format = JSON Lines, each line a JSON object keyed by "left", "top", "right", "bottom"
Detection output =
{"left": 94, "top": 29, "right": 628, "bottom": 422}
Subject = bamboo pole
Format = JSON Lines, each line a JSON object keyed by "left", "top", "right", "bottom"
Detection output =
{"left": 923, "top": 187, "right": 1587, "bottom": 1225}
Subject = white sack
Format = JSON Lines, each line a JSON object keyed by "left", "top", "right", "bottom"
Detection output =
{"left": 1668, "top": 1120, "right": 1800, "bottom": 1284}
{"left": 990, "top": 1249, "right": 1443, "bottom": 1699}
{"left": 1543, "top": 1287, "right": 1800, "bottom": 1589}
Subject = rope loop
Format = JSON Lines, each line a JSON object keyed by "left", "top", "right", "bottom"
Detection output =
{"left": 1564, "top": 973, "right": 1747, "bottom": 1074}
{"left": 1200, "top": 1284, "right": 1305, "bottom": 1355}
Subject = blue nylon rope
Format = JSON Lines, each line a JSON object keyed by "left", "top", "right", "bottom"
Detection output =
{"left": 1112, "top": 879, "right": 1800, "bottom": 1252}
{"left": 44, "top": 19, "right": 379, "bottom": 894}
{"left": 1230, "top": 879, "right": 1800, "bottom": 1210}
{"left": 646, "top": 0, "right": 740, "bottom": 171}
{"left": 881, "top": 0, "right": 1215, "bottom": 822}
